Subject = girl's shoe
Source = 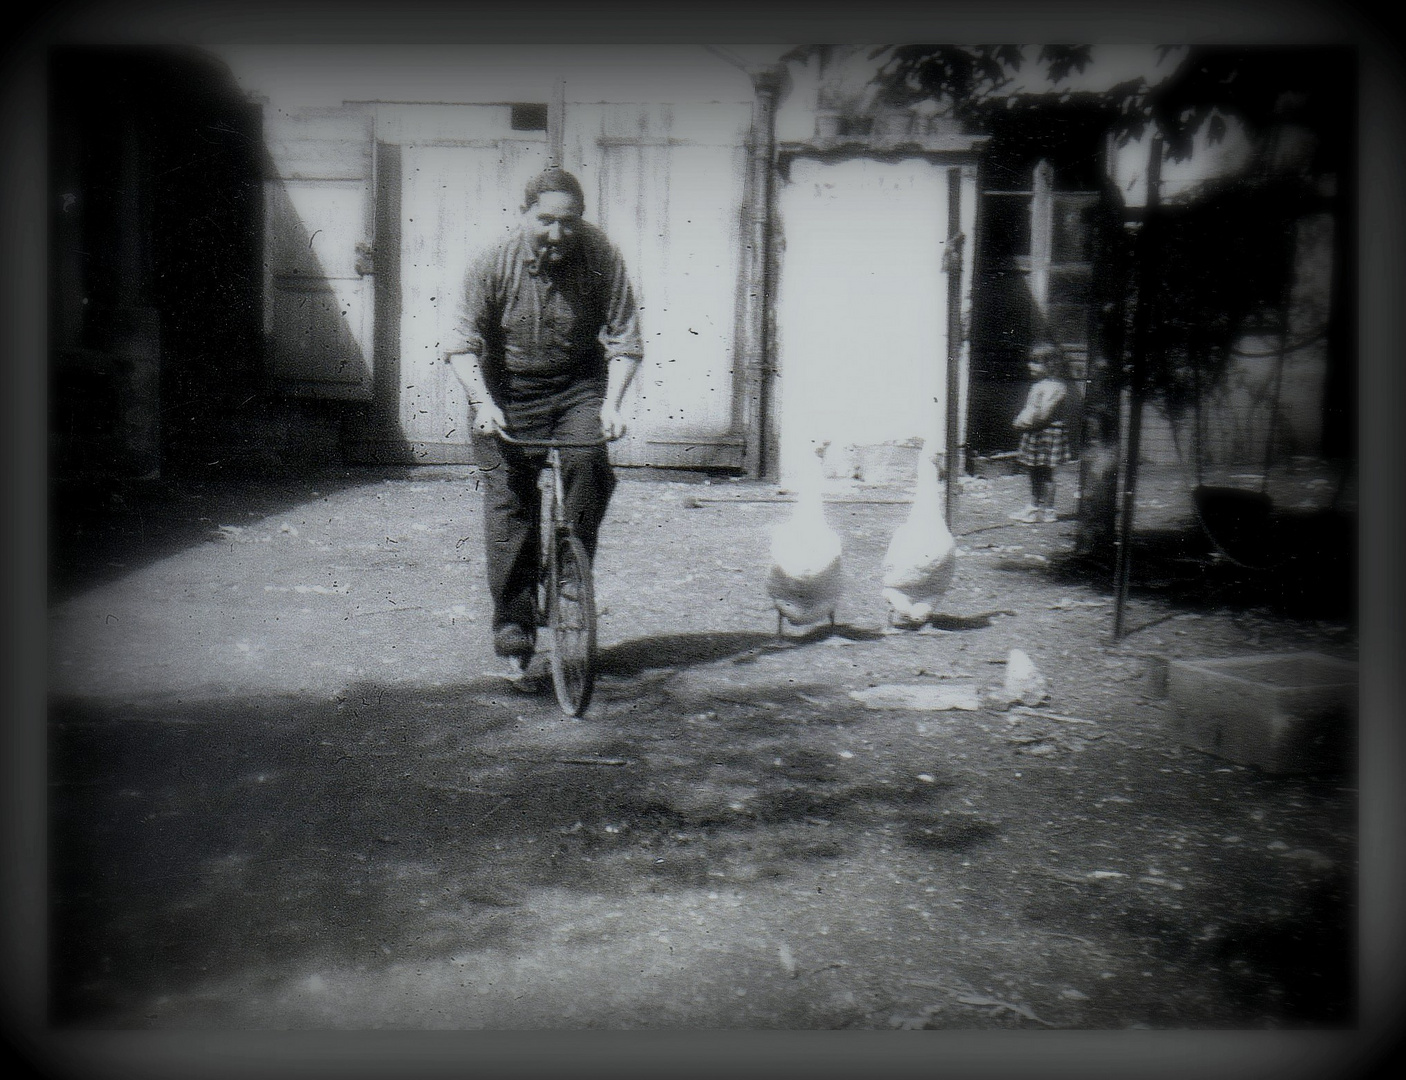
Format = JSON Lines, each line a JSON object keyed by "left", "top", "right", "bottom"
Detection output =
{"left": 1039, "top": 508, "right": 1058, "bottom": 523}
{"left": 1008, "top": 505, "right": 1040, "bottom": 523}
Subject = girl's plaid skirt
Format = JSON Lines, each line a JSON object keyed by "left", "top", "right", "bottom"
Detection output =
{"left": 1018, "top": 423, "right": 1070, "bottom": 468}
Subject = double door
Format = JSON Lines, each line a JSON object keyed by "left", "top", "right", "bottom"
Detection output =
{"left": 264, "top": 101, "right": 752, "bottom": 468}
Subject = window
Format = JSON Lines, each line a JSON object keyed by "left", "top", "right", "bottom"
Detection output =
{"left": 510, "top": 103, "right": 548, "bottom": 132}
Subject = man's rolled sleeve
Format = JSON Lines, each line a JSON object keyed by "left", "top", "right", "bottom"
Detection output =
{"left": 598, "top": 247, "right": 644, "bottom": 362}
{"left": 448, "top": 251, "right": 496, "bottom": 359}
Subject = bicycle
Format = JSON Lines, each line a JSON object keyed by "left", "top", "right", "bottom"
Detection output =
{"left": 496, "top": 430, "right": 619, "bottom": 717}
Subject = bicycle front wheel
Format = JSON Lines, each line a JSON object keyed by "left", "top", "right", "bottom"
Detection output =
{"left": 548, "top": 532, "right": 597, "bottom": 717}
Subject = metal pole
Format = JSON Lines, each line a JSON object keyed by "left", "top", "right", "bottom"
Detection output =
{"left": 1112, "top": 137, "right": 1162, "bottom": 641}
{"left": 1261, "top": 283, "right": 1291, "bottom": 495}
{"left": 944, "top": 167, "right": 965, "bottom": 526}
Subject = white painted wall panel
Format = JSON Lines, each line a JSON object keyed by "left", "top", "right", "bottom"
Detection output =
{"left": 262, "top": 106, "right": 376, "bottom": 400}
{"left": 398, "top": 140, "right": 550, "bottom": 453}
{"left": 569, "top": 101, "right": 751, "bottom": 467}
{"left": 774, "top": 157, "right": 951, "bottom": 481}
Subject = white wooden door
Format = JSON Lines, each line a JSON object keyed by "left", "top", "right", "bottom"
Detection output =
{"left": 373, "top": 100, "right": 748, "bottom": 467}
{"left": 262, "top": 105, "right": 376, "bottom": 399}
{"left": 773, "top": 156, "right": 952, "bottom": 481}
{"left": 396, "top": 138, "right": 549, "bottom": 460}
{"left": 564, "top": 103, "right": 751, "bottom": 469}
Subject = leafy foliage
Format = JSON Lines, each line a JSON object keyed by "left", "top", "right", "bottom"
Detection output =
{"left": 1140, "top": 176, "right": 1312, "bottom": 416}
{"left": 817, "top": 42, "right": 1353, "bottom": 174}
{"left": 874, "top": 44, "right": 1027, "bottom": 120}
{"left": 848, "top": 44, "right": 1343, "bottom": 375}
{"left": 1145, "top": 46, "right": 1353, "bottom": 169}
{"left": 780, "top": 43, "right": 1351, "bottom": 486}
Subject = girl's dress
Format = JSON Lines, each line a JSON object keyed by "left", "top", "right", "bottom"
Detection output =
{"left": 1014, "top": 378, "right": 1070, "bottom": 468}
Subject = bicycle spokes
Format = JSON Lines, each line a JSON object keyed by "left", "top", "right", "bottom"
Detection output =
{"left": 549, "top": 533, "right": 597, "bottom": 717}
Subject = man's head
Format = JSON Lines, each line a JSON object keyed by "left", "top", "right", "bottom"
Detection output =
{"left": 522, "top": 168, "right": 586, "bottom": 266}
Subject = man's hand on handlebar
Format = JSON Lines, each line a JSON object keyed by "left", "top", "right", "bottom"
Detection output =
{"left": 473, "top": 401, "right": 508, "bottom": 436}
{"left": 600, "top": 405, "right": 628, "bottom": 441}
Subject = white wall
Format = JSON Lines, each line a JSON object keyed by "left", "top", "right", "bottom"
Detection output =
{"left": 209, "top": 44, "right": 755, "bottom": 109}
{"left": 221, "top": 45, "right": 761, "bottom": 466}
{"left": 774, "top": 156, "right": 953, "bottom": 482}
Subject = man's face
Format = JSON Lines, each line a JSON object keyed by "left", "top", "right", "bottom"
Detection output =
{"left": 524, "top": 190, "right": 583, "bottom": 265}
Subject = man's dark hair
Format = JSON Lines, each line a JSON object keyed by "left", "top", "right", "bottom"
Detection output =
{"left": 522, "top": 168, "right": 586, "bottom": 213}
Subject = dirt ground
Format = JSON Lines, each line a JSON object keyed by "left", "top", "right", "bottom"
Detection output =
{"left": 45, "top": 456, "right": 1359, "bottom": 1034}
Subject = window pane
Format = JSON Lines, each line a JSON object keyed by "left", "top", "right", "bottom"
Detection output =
{"left": 1052, "top": 194, "right": 1097, "bottom": 263}
{"left": 980, "top": 195, "right": 1031, "bottom": 261}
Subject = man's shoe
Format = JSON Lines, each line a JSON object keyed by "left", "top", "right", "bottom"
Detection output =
{"left": 493, "top": 623, "right": 536, "bottom": 659}
{"left": 499, "top": 654, "right": 549, "bottom": 692}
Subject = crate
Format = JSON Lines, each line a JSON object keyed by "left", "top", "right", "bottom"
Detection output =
{"left": 1166, "top": 652, "right": 1358, "bottom": 775}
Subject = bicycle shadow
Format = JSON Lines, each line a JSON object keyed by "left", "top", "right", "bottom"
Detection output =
{"left": 595, "top": 624, "right": 884, "bottom": 678}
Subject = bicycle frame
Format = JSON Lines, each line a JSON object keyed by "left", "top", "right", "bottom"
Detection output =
{"left": 495, "top": 429, "right": 617, "bottom": 716}
{"left": 495, "top": 429, "right": 613, "bottom": 550}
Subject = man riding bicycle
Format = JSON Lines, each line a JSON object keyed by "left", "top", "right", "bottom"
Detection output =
{"left": 444, "top": 167, "right": 644, "bottom": 670}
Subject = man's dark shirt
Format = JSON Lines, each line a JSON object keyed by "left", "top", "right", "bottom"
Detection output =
{"left": 449, "top": 222, "right": 643, "bottom": 415}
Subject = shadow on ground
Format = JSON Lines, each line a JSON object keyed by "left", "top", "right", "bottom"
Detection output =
{"left": 595, "top": 625, "right": 887, "bottom": 678}
{"left": 1033, "top": 507, "right": 1356, "bottom": 624}
{"left": 49, "top": 639, "right": 1357, "bottom": 1029}
{"left": 595, "top": 631, "right": 779, "bottom": 676}
{"left": 48, "top": 463, "right": 449, "bottom": 603}
{"left": 47, "top": 675, "right": 966, "bottom": 1024}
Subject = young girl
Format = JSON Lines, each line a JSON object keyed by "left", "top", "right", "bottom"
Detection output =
{"left": 1010, "top": 343, "right": 1071, "bottom": 524}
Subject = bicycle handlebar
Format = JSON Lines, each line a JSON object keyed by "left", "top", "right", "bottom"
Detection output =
{"left": 495, "top": 431, "right": 623, "bottom": 449}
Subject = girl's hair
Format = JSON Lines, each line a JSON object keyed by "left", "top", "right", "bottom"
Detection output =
{"left": 1028, "top": 342, "right": 1066, "bottom": 378}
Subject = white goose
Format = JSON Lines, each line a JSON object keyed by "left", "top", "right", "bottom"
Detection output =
{"left": 766, "top": 439, "right": 843, "bottom": 637}
{"left": 882, "top": 439, "right": 958, "bottom": 629}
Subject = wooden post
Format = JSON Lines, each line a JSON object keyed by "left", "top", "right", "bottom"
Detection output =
{"left": 742, "top": 65, "right": 784, "bottom": 480}
{"left": 116, "top": 114, "right": 146, "bottom": 309}
{"left": 547, "top": 78, "right": 566, "bottom": 169}
{"left": 1074, "top": 174, "right": 1129, "bottom": 558}
{"left": 1029, "top": 159, "right": 1054, "bottom": 321}
{"left": 1112, "top": 137, "right": 1162, "bottom": 641}
{"left": 944, "top": 166, "right": 965, "bottom": 525}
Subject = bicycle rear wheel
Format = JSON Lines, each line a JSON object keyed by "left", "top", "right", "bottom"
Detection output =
{"left": 548, "top": 532, "right": 597, "bottom": 717}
